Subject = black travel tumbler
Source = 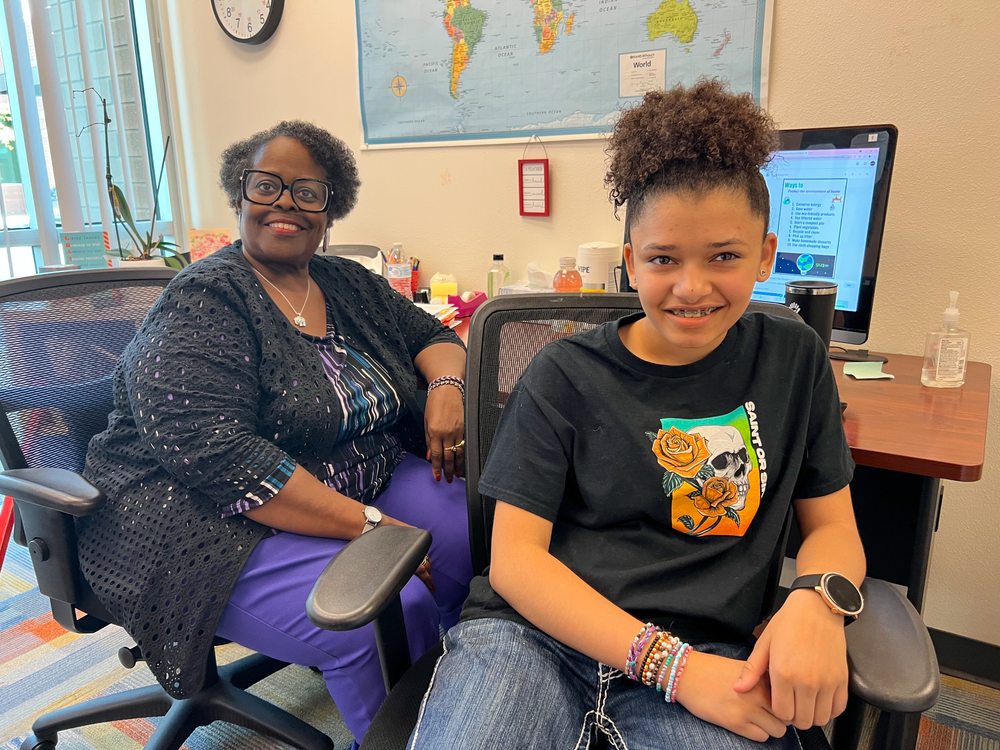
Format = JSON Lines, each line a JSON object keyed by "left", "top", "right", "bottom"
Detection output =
{"left": 785, "top": 280, "right": 838, "bottom": 350}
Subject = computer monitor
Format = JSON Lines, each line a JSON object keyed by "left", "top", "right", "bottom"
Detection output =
{"left": 754, "top": 125, "right": 898, "bottom": 345}
{"left": 618, "top": 125, "right": 898, "bottom": 347}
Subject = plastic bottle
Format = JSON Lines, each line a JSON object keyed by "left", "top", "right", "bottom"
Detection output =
{"left": 386, "top": 242, "right": 413, "bottom": 300}
{"left": 552, "top": 256, "right": 583, "bottom": 292}
{"left": 486, "top": 253, "right": 510, "bottom": 298}
{"left": 921, "top": 291, "right": 970, "bottom": 388}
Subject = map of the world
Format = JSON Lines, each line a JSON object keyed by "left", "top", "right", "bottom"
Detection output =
{"left": 355, "top": 0, "right": 771, "bottom": 145}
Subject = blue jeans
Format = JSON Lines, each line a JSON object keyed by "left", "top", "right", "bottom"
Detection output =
{"left": 408, "top": 618, "right": 802, "bottom": 750}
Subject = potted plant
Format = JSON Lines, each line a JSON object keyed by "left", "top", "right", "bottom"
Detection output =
{"left": 78, "top": 87, "right": 186, "bottom": 270}
{"left": 108, "top": 136, "right": 187, "bottom": 270}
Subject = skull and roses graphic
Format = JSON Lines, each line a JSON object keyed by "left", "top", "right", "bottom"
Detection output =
{"left": 646, "top": 406, "right": 763, "bottom": 537}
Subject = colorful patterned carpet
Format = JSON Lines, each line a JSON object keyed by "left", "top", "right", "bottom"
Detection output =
{"left": 2, "top": 540, "right": 999, "bottom": 749}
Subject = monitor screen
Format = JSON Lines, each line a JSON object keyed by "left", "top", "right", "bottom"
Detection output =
{"left": 752, "top": 126, "right": 898, "bottom": 344}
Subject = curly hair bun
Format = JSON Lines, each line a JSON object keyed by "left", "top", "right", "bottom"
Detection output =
{"left": 606, "top": 78, "right": 776, "bottom": 209}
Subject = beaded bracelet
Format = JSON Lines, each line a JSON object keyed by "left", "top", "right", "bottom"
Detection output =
{"left": 665, "top": 643, "right": 691, "bottom": 702}
{"left": 427, "top": 375, "right": 465, "bottom": 399}
{"left": 640, "top": 632, "right": 673, "bottom": 686}
{"left": 644, "top": 631, "right": 681, "bottom": 687}
{"left": 669, "top": 645, "right": 692, "bottom": 703}
{"left": 654, "top": 642, "right": 681, "bottom": 693}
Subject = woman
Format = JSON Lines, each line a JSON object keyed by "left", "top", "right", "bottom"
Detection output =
{"left": 78, "top": 120, "right": 473, "bottom": 745}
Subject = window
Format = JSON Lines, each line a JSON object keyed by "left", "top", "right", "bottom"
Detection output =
{"left": 0, "top": 0, "right": 177, "bottom": 275}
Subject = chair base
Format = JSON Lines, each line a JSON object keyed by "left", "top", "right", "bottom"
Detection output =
{"left": 21, "top": 652, "right": 333, "bottom": 750}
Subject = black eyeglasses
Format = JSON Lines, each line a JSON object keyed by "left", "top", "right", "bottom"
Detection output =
{"left": 240, "top": 169, "right": 332, "bottom": 213}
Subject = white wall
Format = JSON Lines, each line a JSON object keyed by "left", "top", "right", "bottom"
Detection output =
{"left": 161, "top": 1, "right": 1000, "bottom": 645}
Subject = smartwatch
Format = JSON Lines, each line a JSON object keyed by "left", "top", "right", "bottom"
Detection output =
{"left": 788, "top": 573, "right": 864, "bottom": 621}
{"left": 362, "top": 506, "right": 382, "bottom": 534}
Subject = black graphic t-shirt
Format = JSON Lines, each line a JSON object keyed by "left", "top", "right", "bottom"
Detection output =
{"left": 461, "top": 311, "right": 855, "bottom": 645}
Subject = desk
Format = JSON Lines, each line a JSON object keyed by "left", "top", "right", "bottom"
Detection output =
{"left": 827, "top": 353, "right": 990, "bottom": 614}
{"left": 826, "top": 353, "right": 991, "bottom": 749}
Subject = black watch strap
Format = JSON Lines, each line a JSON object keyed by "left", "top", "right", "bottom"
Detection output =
{"left": 788, "top": 574, "right": 823, "bottom": 593}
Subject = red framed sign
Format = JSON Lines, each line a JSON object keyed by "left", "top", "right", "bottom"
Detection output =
{"left": 518, "top": 158, "right": 549, "bottom": 216}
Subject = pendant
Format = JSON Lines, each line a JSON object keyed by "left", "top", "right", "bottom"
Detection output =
{"left": 294, "top": 315, "right": 307, "bottom": 327}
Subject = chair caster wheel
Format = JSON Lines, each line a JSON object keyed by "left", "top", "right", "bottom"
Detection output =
{"left": 20, "top": 734, "right": 56, "bottom": 750}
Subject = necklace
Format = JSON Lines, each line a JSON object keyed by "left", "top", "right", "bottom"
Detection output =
{"left": 251, "top": 266, "right": 311, "bottom": 327}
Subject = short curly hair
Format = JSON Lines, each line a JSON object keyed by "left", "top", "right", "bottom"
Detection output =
{"left": 605, "top": 79, "right": 777, "bottom": 234}
{"left": 219, "top": 120, "right": 360, "bottom": 226}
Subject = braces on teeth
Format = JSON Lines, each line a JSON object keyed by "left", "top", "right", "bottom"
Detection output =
{"left": 671, "top": 308, "right": 718, "bottom": 318}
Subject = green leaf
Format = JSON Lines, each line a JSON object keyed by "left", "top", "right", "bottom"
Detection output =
{"left": 111, "top": 184, "right": 141, "bottom": 242}
{"left": 678, "top": 515, "right": 695, "bottom": 531}
{"left": 696, "top": 464, "right": 716, "bottom": 482}
{"left": 662, "top": 472, "right": 683, "bottom": 497}
{"left": 645, "top": 431, "right": 659, "bottom": 444}
{"left": 164, "top": 255, "right": 184, "bottom": 271}
{"left": 724, "top": 506, "right": 741, "bottom": 527}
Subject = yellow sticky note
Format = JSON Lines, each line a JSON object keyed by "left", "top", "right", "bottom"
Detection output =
{"left": 431, "top": 281, "right": 458, "bottom": 299}
{"left": 844, "top": 362, "right": 894, "bottom": 380}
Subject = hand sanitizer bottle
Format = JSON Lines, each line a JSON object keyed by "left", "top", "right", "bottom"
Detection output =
{"left": 921, "top": 291, "right": 970, "bottom": 388}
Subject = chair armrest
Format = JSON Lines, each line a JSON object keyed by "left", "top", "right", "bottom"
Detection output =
{"left": 307, "top": 525, "right": 431, "bottom": 631}
{"left": 0, "top": 468, "right": 105, "bottom": 517}
{"left": 846, "top": 578, "right": 940, "bottom": 714}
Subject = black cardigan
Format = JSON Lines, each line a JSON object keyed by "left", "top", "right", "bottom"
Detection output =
{"left": 78, "top": 242, "right": 462, "bottom": 698}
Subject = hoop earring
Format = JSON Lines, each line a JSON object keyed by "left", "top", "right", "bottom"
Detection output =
{"left": 322, "top": 230, "right": 329, "bottom": 254}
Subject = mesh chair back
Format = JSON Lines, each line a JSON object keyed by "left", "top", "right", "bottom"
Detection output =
{"left": 0, "top": 269, "right": 175, "bottom": 473}
{"left": 0, "top": 268, "right": 174, "bottom": 622}
{"left": 464, "top": 294, "right": 804, "bottom": 575}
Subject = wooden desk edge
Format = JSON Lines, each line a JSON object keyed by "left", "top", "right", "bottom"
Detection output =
{"left": 850, "top": 448, "right": 984, "bottom": 482}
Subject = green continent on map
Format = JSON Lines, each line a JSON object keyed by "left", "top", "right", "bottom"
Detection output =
{"left": 444, "top": 0, "right": 487, "bottom": 99}
{"left": 647, "top": 0, "right": 698, "bottom": 44}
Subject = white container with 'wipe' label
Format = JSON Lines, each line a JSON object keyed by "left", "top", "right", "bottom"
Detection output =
{"left": 577, "top": 242, "right": 621, "bottom": 292}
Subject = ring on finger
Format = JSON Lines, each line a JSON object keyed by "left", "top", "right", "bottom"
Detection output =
{"left": 422, "top": 555, "right": 430, "bottom": 567}
{"left": 444, "top": 440, "right": 465, "bottom": 453}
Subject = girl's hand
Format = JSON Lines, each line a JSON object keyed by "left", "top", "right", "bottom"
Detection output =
{"left": 675, "top": 651, "right": 789, "bottom": 742}
{"left": 734, "top": 590, "right": 849, "bottom": 730}
{"left": 424, "top": 384, "right": 465, "bottom": 482}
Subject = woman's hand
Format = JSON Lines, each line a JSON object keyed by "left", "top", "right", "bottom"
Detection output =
{"left": 424, "top": 384, "right": 465, "bottom": 483}
{"left": 378, "top": 515, "right": 436, "bottom": 592}
{"left": 734, "top": 590, "right": 849, "bottom": 730}
{"left": 675, "top": 651, "right": 789, "bottom": 742}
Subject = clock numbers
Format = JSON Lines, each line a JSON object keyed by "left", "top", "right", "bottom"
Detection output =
{"left": 212, "top": 0, "right": 282, "bottom": 44}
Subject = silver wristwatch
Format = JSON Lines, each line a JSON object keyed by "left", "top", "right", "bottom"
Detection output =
{"left": 362, "top": 506, "right": 382, "bottom": 534}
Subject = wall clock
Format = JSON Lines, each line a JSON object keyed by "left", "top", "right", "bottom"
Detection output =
{"left": 212, "top": 0, "right": 284, "bottom": 45}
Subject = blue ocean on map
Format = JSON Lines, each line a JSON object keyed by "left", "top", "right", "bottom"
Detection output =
{"left": 356, "top": 0, "right": 768, "bottom": 144}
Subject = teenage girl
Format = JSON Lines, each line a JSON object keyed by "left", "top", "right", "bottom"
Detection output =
{"left": 408, "top": 79, "right": 865, "bottom": 749}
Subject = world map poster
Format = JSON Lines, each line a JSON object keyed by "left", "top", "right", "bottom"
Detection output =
{"left": 355, "top": 0, "right": 772, "bottom": 146}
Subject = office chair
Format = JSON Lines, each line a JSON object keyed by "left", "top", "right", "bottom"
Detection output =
{"left": 307, "top": 294, "right": 940, "bottom": 750}
{"left": 0, "top": 268, "right": 332, "bottom": 750}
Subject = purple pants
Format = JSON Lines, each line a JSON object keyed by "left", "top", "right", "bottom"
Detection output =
{"left": 216, "top": 453, "right": 473, "bottom": 744}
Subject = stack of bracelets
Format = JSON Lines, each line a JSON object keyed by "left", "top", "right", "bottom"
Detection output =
{"left": 626, "top": 623, "right": 692, "bottom": 703}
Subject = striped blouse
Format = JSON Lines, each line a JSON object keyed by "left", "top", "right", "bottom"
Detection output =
{"left": 222, "top": 306, "right": 406, "bottom": 517}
